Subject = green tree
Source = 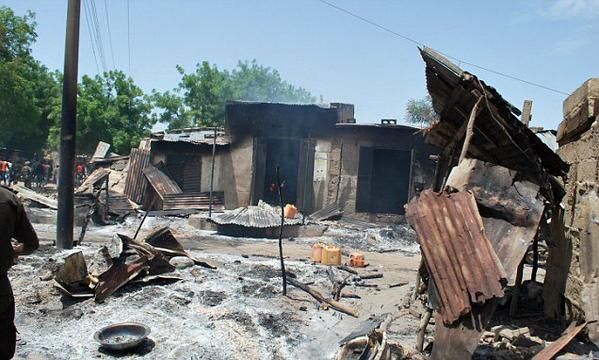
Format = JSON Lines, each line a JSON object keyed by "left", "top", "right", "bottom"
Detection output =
{"left": 175, "top": 61, "right": 232, "bottom": 128}
{"left": 153, "top": 60, "right": 316, "bottom": 130}
{"left": 405, "top": 95, "right": 438, "bottom": 128}
{"left": 150, "top": 90, "right": 190, "bottom": 130}
{"left": 0, "top": 7, "right": 60, "bottom": 154}
{"left": 48, "top": 70, "right": 154, "bottom": 154}
{"left": 229, "top": 60, "right": 314, "bottom": 104}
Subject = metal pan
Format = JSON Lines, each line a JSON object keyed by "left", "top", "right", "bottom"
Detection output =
{"left": 94, "top": 322, "right": 151, "bottom": 352}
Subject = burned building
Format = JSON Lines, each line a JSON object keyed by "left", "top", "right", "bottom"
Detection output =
{"left": 224, "top": 101, "right": 435, "bottom": 219}
{"left": 405, "top": 47, "right": 570, "bottom": 359}
{"left": 124, "top": 128, "right": 229, "bottom": 211}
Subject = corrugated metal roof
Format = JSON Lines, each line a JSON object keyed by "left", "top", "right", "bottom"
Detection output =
{"left": 151, "top": 128, "right": 230, "bottom": 146}
{"left": 143, "top": 164, "right": 182, "bottom": 197}
{"left": 406, "top": 189, "right": 506, "bottom": 325}
{"left": 420, "top": 47, "right": 569, "bottom": 186}
{"left": 123, "top": 148, "right": 150, "bottom": 205}
{"left": 211, "top": 201, "right": 303, "bottom": 228}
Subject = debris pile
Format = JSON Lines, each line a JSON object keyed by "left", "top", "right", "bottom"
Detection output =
{"left": 53, "top": 227, "right": 215, "bottom": 302}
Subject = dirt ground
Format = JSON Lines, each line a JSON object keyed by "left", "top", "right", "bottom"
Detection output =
{"left": 9, "top": 214, "right": 424, "bottom": 360}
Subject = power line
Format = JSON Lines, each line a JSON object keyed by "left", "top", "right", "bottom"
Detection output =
{"left": 103, "top": 0, "right": 116, "bottom": 69}
{"left": 127, "top": 0, "right": 131, "bottom": 74}
{"left": 82, "top": 0, "right": 100, "bottom": 74}
{"left": 89, "top": 0, "right": 107, "bottom": 72}
{"left": 317, "top": 0, "right": 569, "bottom": 96}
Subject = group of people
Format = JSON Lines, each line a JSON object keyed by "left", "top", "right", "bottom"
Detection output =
{"left": 0, "top": 158, "right": 56, "bottom": 189}
{"left": 0, "top": 160, "right": 16, "bottom": 186}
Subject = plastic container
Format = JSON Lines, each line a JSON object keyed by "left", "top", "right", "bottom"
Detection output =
{"left": 311, "top": 243, "right": 324, "bottom": 263}
{"left": 284, "top": 204, "right": 298, "bottom": 219}
{"left": 349, "top": 253, "right": 365, "bottom": 268}
{"left": 322, "top": 246, "right": 342, "bottom": 266}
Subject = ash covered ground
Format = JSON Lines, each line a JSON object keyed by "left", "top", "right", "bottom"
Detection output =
{"left": 10, "top": 214, "right": 423, "bottom": 360}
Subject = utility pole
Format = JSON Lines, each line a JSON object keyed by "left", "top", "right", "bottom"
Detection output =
{"left": 57, "top": 0, "right": 81, "bottom": 249}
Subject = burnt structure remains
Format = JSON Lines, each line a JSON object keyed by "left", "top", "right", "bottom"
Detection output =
{"left": 545, "top": 78, "right": 599, "bottom": 346}
{"left": 405, "top": 47, "right": 573, "bottom": 360}
{"left": 224, "top": 101, "right": 434, "bottom": 219}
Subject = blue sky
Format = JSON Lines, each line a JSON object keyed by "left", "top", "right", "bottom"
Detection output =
{"left": 3, "top": 0, "right": 598, "bottom": 130}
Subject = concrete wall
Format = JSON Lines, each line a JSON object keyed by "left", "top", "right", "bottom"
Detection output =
{"left": 544, "top": 79, "right": 599, "bottom": 345}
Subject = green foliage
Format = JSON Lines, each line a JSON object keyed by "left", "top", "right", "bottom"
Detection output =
{"left": 0, "top": 7, "right": 59, "bottom": 154}
{"left": 404, "top": 95, "right": 438, "bottom": 128}
{"left": 229, "top": 60, "right": 314, "bottom": 104}
{"left": 48, "top": 71, "right": 154, "bottom": 154}
{"left": 153, "top": 60, "right": 316, "bottom": 130}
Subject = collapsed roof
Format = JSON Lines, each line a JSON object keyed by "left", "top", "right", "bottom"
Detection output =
{"left": 420, "top": 47, "right": 568, "bottom": 199}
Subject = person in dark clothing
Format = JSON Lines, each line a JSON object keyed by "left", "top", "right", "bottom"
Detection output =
{"left": 0, "top": 186, "right": 39, "bottom": 359}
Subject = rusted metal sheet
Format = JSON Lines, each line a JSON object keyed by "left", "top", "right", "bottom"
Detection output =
{"left": 531, "top": 321, "right": 587, "bottom": 360}
{"left": 405, "top": 189, "right": 506, "bottom": 325}
{"left": 161, "top": 191, "right": 224, "bottom": 210}
{"left": 75, "top": 168, "right": 110, "bottom": 194}
{"left": 446, "top": 158, "right": 545, "bottom": 281}
{"left": 430, "top": 301, "right": 497, "bottom": 360}
{"left": 143, "top": 164, "right": 182, "bottom": 198}
{"left": 95, "top": 256, "right": 148, "bottom": 303}
{"left": 123, "top": 148, "right": 150, "bottom": 204}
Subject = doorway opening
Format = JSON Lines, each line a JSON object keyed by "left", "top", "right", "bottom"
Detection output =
{"left": 262, "top": 138, "right": 301, "bottom": 205}
{"left": 356, "top": 147, "right": 412, "bottom": 214}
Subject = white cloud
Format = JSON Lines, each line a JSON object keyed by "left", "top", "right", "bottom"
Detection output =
{"left": 547, "top": 0, "right": 599, "bottom": 18}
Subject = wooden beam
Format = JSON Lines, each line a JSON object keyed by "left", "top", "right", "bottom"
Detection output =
{"left": 459, "top": 96, "right": 484, "bottom": 164}
{"left": 521, "top": 100, "right": 533, "bottom": 127}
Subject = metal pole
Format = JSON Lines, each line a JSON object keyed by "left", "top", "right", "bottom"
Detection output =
{"left": 57, "top": 0, "right": 81, "bottom": 250}
{"left": 208, "top": 128, "right": 217, "bottom": 218}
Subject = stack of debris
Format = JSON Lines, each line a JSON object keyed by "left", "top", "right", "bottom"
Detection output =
{"left": 404, "top": 48, "right": 572, "bottom": 359}
{"left": 53, "top": 227, "right": 215, "bottom": 302}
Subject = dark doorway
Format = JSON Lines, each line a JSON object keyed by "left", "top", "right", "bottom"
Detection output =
{"left": 262, "top": 138, "right": 301, "bottom": 205}
{"left": 166, "top": 154, "right": 201, "bottom": 193}
{"left": 356, "top": 147, "right": 411, "bottom": 214}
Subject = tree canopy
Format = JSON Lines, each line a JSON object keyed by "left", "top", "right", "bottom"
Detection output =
{"left": 404, "top": 95, "right": 438, "bottom": 128}
{"left": 48, "top": 71, "right": 154, "bottom": 154}
{"left": 2, "top": 5, "right": 318, "bottom": 155}
{"left": 0, "top": 7, "right": 59, "bottom": 154}
{"left": 153, "top": 60, "right": 316, "bottom": 129}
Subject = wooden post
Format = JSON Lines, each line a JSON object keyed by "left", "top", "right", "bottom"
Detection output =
{"left": 57, "top": 0, "right": 81, "bottom": 250}
{"left": 276, "top": 166, "right": 287, "bottom": 296}
{"left": 521, "top": 100, "right": 533, "bottom": 127}
{"left": 416, "top": 307, "right": 433, "bottom": 352}
{"left": 531, "top": 232, "right": 539, "bottom": 282}
{"left": 104, "top": 173, "right": 109, "bottom": 214}
{"left": 458, "top": 95, "right": 484, "bottom": 164}
{"left": 335, "top": 141, "right": 344, "bottom": 203}
{"left": 510, "top": 258, "right": 525, "bottom": 317}
{"left": 208, "top": 127, "right": 217, "bottom": 218}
